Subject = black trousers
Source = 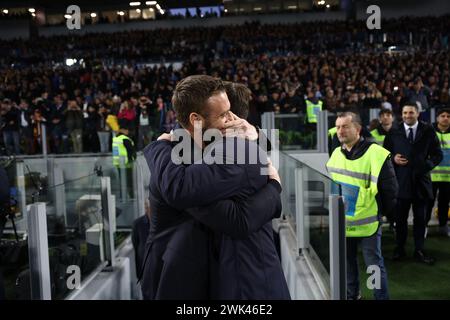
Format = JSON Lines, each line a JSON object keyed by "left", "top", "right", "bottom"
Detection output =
{"left": 395, "top": 199, "right": 427, "bottom": 251}
{"left": 427, "top": 182, "right": 450, "bottom": 227}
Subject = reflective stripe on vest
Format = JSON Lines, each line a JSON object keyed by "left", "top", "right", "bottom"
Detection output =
{"left": 431, "top": 132, "right": 450, "bottom": 182}
{"left": 112, "top": 135, "right": 133, "bottom": 168}
{"left": 370, "top": 128, "right": 386, "bottom": 145}
{"left": 326, "top": 167, "right": 378, "bottom": 184}
{"left": 306, "top": 100, "right": 323, "bottom": 124}
{"left": 326, "top": 143, "right": 390, "bottom": 237}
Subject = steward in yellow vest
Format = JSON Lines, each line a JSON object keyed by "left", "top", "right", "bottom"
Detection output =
{"left": 326, "top": 111, "right": 397, "bottom": 300}
{"left": 428, "top": 108, "right": 450, "bottom": 236}
{"left": 370, "top": 109, "right": 394, "bottom": 145}
{"left": 112, "top": 127, "right": 136, "bottom": 169}
{"left": 305, "top": 99, "right": 323, "bottom": 124}
{"left": 327, "top": 113, "right": 398, "bottom": 237}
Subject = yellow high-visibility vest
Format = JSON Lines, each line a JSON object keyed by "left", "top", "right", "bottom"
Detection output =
{"left": 431, "top": 131, "right": 450, "bottom": 182}
{"left": 112, "top": 135, "right": 134, "bottom": 168}
{"left": 327, "top": 143, "right": 390, "bottom": 237}
{"left": 370, "top": 128, "right": 386, "bottom": 145}
{"left": 306, "top": 100, "right": 323, "bottom": 124}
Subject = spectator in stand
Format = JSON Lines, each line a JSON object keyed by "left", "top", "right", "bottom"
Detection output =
{"left": 84, "top": 105, "right": 101, "bottom": 153}
{"left": 18, "top": 99, "right": 33, "bottom": 155}
{"left": 1, "top": 99, "right": 20, "bottom": 155}
{"left": 118, "top": 100, "right": 137, "bottom": 139}
{"left": 64, "top": 100, "right": 84, "bottom": 153}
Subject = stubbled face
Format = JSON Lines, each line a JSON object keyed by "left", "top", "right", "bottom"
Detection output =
{"left": 437, "top": 112, "right": 450, "bottom": 128}
{"left": 402, "top": 106, "right": 419, "bottom": 126}
{"left": 336, "top": 115, "right": 361, "bottom": 145}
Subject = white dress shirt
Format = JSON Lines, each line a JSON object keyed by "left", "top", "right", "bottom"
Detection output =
{"left": 403, "top": 121, "right": 418, "bottom": 141}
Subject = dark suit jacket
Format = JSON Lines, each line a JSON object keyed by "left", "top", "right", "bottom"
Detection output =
{"left": 131, "top": 215, "right": 150, "bottom": 276}
{"left": 187, "top": 180, "right": 290, "bottom": 300}
{"left": 383, "top": 121, "right": 443, "bottom": 199}
{"left": 141, "top": 137, "right": 282, "bottom": 299}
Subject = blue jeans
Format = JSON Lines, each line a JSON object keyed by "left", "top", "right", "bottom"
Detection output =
{"left": 346, "top": 227, "right": 389, "bottom": 300}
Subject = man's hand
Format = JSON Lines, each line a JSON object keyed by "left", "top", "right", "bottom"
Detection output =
{"left": 222, "top": 112, "right": 258, "bottom": 141}
{"left": 394, "top": 154, "right": 408, "bottom": 166}
{"left": 157, "top": 133, "right": 173, "bottom": 141}
{"left": 267, "top": 159, "right": 281, "bottom": 185}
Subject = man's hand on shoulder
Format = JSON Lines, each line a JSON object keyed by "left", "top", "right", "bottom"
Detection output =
{"left": 157, "top": 133, "right": 173, "bottom": 141}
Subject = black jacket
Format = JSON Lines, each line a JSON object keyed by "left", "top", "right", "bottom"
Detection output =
{"left": 131, "top": 215, "right": 150, "bottom": 276}
{"left": 186, "top": 179, "right": 289, "bottom": 300}
{"left": 141, "top": 137, "right": 289, "bottom": 300}
{"left": 337, "top": 137, "right": 398, "bottom": 219}
{"left": 383, "top": 121, "right": 443, "bottom": 199}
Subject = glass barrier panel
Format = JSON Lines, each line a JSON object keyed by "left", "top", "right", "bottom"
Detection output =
{"left": 0, "top": 161, "right": 30, "bottom": 299}
{"left": 275, "top": 114, "right": 318, "bottom": 150}
{"left": 38, "top": 174, "right": 104, "bottom": 300}
{"left": 21, "top": 158, "right": 49, "bottom": 207}
{"left": 278, "top": 152, "right": 300, "bottom": 228}
{"left": 95, "top": 156, "right": 137, "bottom": 247}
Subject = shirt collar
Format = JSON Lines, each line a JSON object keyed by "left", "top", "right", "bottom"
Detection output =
{"left": 403, "top": 121, "right": 418, "bottom": 131}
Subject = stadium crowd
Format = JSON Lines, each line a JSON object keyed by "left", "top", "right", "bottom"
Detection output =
{"left": 0, "top": 16, "right": 449, "bottom": 155}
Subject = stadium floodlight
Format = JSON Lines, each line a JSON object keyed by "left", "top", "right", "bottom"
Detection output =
{"left": 28, "top": 8, "right": 35, "bottom": 13}
{"left": 65, "top": 58, "right": 77, "bottom": 66}
{"left": 2, "top": 9, "right": 8, "bottom": 14}
{"left": 90, "top": 13, "right": 97, "bottom": 18}
{"left": 129, "top": 2, "right": 141, "bottom": 6}
{"left": 146, "top": 1, "right": 157, "bottom": 5}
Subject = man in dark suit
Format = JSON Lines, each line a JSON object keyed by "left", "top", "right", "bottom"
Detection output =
{"left": 384, "top": 101, "right": 443, "bottom": 264}
{"left": 141, "top": 75, "right": 288, "bottom": 299}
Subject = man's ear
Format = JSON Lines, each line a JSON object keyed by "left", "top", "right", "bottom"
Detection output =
{"left": 189, "top": 112, "right": 202, "bottom": 127}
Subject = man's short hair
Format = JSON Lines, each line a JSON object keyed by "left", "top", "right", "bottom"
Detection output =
{"left": 224, "top": 81, "right": 251, "bottom": 119}
{"left": 379, "top": 108, "right": 393, "bottom": 117}
{"left": 401, "top": 100, "right": 419, "bottom": 111}
{"left": 172, "top": 75, "right": 225, "bottom": 128}
{"left": 437, "top": 108, "right": 450, "bottom": 117}
{"left": 336, "top": 111, "right": 362, "bottom": 127}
